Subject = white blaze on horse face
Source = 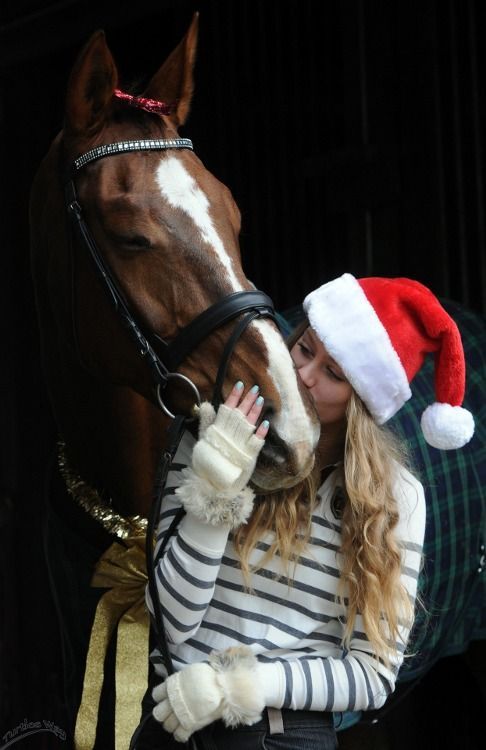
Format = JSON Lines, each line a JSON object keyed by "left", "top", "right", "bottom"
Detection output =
{"left": 253, "top": 319, "right": 320, "bottom": 451}
{"left": 155, "top": 156, "right": 243, "bottom": 291}
{"left": 156, "top": 156, "right": 318, "bottom": 464}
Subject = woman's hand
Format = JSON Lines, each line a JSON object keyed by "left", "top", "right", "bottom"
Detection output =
{"left": 223, "top": 381, "right": 270, "bottom": 440}
{"left": 174, "top": 383, "right": 269, "bottom": 528}
{"left": 152, "top": 646, "right": 265, "bottom": 742}
{"left": 191, "top": 384, "right": 267, "bottom": 492}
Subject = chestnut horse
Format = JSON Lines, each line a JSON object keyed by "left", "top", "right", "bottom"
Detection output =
{"left": 29, "top": 15, "right": 318, "bottom": 749}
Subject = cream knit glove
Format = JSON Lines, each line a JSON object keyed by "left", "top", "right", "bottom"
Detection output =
{"left": 175, "top": 402, "right": 264, "bottom": 528}
{"left": 152, "top": 646, "right": 265, "bottom": 743}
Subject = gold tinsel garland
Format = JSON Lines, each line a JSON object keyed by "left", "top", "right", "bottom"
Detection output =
{"left": 56, "top": 440, "right": 150, "bottom": 750}
{"left": 57, "top": 440, "right": 148, "bottom": 538}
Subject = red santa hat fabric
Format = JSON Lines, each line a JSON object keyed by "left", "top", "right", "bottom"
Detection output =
{"left": 303, "top": 273, "right": 474, "bottom": 450}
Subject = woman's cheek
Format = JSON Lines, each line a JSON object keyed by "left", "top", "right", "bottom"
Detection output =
{"left": 314, "top": 383, "right": 352, "bottom": 425}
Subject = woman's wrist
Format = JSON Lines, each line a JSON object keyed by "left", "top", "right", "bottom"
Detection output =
{"left": 256, "top": 661, "right": 286, "bottom": 708}
{"left": 179, "top": 510, "right": 231, "bottom": 551}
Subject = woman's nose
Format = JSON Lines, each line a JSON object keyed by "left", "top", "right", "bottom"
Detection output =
{"left": 298, "top": 362, "right": 315, "bottom": 388}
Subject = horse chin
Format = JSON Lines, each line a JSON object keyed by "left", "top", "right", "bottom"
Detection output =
{"left": 251, "top": 452, "right": 315, "bottom": 494}
{"left": 250, "top": 421, "right": 318, "bottom": 494}
{"left": 250, "top": 471, "right": 302, "bottom": 493}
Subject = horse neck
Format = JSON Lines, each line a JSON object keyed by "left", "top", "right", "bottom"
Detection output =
{"left": 49, "top": 354, "right": 171, "bottom": 518}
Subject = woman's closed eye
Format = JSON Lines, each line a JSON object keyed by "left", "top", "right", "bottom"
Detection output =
{"left": 326, "top": 366, "right": 346, "bottom": 382}
{"left": 297, "top": 341, "right": 313, "bottom": 357}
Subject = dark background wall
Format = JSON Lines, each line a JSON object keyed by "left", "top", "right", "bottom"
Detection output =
{"left": 0, "top": 0, "right": 485, "bottom": 747}
{"left": 1, "top": 0, "right": 485, "bottom": 318}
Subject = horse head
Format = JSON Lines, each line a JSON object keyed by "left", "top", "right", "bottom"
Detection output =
{"left": 30, "top": 14, "right": 319, "bottom": 515}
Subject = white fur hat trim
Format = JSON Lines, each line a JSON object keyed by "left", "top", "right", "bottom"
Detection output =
{"left": 303, "top": 273, "right": 411, "bottom": 423}
{"left": 420, "top": 402, "right": 475, "bottom": 449}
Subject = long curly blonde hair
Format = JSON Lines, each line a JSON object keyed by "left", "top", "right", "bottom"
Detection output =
{"left": 233, "top": 322, "right": 416, "bottom": 666}
{"left": 233, "top": 464, "right": 321, "bottom": 585}
{"left": 338, "top": 392, "right": 415, "bottom": 665}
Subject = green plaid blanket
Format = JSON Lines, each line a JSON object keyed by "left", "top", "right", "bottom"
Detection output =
{"left": 279, "top": 299, "right": 486, "bottom": 683}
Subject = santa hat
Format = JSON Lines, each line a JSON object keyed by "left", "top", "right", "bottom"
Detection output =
{"left": 303, "top": 273, "right": 474, "bottom": 450}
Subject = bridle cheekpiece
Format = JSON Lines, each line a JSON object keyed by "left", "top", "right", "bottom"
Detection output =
{"left": 65, "top": 133, "right": 278, "bottom": 421}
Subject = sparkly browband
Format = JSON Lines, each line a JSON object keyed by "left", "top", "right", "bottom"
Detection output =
{"left": 71, "top": 138, "right": 194, "bottom": 173}
{"left": 114, "top": 88, "right": 176, "bottom": 116}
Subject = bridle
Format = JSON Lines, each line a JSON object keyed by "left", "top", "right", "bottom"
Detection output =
{"left": 64, "top": 137, "right": 280, "bottom": 747}
{"left": 64, "top": 137, "right": 279, "bottom": 419}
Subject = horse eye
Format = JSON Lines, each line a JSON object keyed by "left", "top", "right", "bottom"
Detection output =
{"left": 114, "top": 234, "right": 152, "bottom": 252}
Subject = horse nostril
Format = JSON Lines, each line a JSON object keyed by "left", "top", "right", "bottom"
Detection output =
{"left": 260, "top": 399, "right": 276, "bottom": 423}
{"left": 260, "top": 443, "right": 286, "bottom": 466}
{"left": 260, "top": 428, "right": 287, "bottom": 465}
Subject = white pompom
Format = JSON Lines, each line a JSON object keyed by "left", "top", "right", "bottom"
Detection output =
{"left": 420, "top": 403, "right": 475, "bottom": 450}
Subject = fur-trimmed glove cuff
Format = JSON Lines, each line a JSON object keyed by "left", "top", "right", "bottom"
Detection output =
{"left": 152, "top": 646, "right": 265, "bottom": 743}
{"left": 175, "top": 402, "right": 264, "bottom": 528}
{"left": 175, "top": 470, "right": 256, "bottom": 528}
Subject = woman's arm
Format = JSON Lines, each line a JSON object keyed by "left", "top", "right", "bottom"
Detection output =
{"left": 257, "top": 467, "right": 426, "bottom": 712}
{"left": 146, "top": 384, "right": 268, "bottom": 645}
{"left": 146, "top": 493, "right": 232, "bottom": 645}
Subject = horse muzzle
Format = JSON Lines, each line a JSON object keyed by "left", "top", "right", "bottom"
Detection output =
{"left": 251, "top": 428, "right": 317, "bottom": 492}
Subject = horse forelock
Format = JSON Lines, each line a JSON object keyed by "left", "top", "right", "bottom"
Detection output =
{"left": 155, "top": 155, "right": 243, "bottom": 292}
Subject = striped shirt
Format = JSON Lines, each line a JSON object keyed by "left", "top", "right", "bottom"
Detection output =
{"left": 147, "top": 432, "right": 426, "bottom": 712}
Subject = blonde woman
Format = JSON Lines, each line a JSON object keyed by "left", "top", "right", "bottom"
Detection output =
{"left": 133, "top": 274, "right": 474, "bottom": 750}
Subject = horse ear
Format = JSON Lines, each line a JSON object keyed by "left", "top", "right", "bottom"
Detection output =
{"left": 143, "top": 12, "right": 199, "bottom": 128}
{"left": 65, "top": 30, "right": 118, "bottom": 135}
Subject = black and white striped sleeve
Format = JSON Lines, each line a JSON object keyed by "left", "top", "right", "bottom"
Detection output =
{"left": 145, "top": 434, "right": 232, "bottom": 645}
{"left": 258, "top": 466, "right": 426, "bottom": 712}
